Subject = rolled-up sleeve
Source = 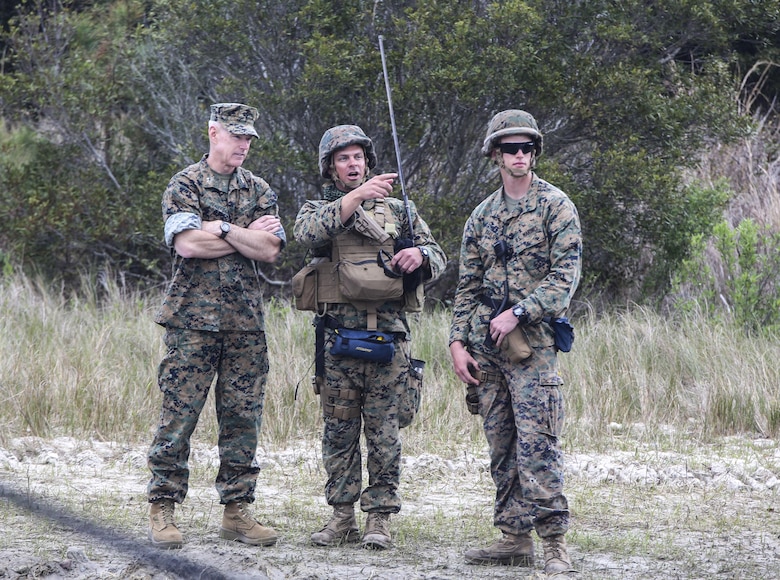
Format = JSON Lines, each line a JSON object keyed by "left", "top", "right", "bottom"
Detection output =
{"left": 164, "top": 212, "right": 202, "bottom": 247}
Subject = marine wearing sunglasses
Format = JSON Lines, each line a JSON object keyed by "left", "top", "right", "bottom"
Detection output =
{"left": 498, "top": 141, "right": 536, "bottom": 156}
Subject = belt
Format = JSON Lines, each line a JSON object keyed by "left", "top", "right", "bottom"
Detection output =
{"left": 476, "top": 370, "right": 506, "bottom": 385}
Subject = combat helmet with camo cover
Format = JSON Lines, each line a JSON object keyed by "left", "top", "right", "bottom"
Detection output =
{"left": 481, "top": 110, "right": 543, "bottom": 158}
{"left": 319, "top": 125, "right": 377, "bottom": 179}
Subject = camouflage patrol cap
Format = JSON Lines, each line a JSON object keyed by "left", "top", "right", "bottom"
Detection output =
{"left": 481, "top": 109, "right": 543, "bottom": 157}
{"left": 318, "top": 125, "right": 377, "bottom": 179}
{"left": 210, "top": 103, "right": 259, "bottom": 138}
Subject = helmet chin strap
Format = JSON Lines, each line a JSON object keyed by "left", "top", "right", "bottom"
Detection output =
{"left": 496, "top": 153, "right": 533, "bottom": 178}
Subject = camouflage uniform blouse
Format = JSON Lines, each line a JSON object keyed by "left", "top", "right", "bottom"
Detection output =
{"left": 294, "top": 185, "right": 446, "bottom": 337}
{"left": 449, "top": 173, "right": 581, "bottom": 350}
{"left": 155, "top": 155, "right": 285, "bottom": 332}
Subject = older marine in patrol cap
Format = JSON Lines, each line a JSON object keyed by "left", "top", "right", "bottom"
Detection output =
{"left": 294, "top": 124, "right": 446, "bottom": 551}
{"left": 146, "top": 102, "right": 286, "bottom": 550}
{"left": 449, "top": 109, "right": 582, "bottom": 575}
{"left": 209, "top": 102, "right": 260, "bottom": 138}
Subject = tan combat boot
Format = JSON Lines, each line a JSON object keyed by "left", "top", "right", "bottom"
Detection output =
{"left": 464, "top": 532, "right": 534, "bottom": 566}
{"left": 311, "top": 504, "right": 360, "bottom": 546}
{"left": 542, "top": 534, "right": 575, "bottom": 576}
{"left": 361, "top": 512, "right": 392, "bottom": 550}
{"left": 220, "top": 501, "right": 279, "bottom": 546}
{"left": 148, "top": 499, "right": 183, "bottom": 549}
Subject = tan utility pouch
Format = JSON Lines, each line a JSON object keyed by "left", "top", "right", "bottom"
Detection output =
{"left": 292, "top": 258, "right": 342, "bottom": 312}
{"left": 402, "top": 282, "right": 424, "bottom": 313}
{"left": 501, "top": 326, "right": 533, "bottom": 363}
{"left": 292, "top": 263, "right": 318, "bottom": 311}
{"left": 337, "top": 256, "right": 403, "bottom": 302}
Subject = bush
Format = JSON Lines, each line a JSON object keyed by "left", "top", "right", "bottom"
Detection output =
{"left": 672, "top": 218, "right": 780, "bottom": 334}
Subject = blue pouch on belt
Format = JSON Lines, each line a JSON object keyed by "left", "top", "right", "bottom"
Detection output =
{"left": 330, "top": 328, "right": 396, "bottom": 363}
{"left": 547, "top": 317, "right": 574, "bottom": 352}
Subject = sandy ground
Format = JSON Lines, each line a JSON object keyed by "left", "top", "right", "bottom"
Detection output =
{"left": 1, "top": 433, "right": 779, "bottom": 579}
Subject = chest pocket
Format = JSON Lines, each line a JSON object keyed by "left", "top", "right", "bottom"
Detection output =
{"left": 510, "top": 224, "right": 549, "bottom": 277}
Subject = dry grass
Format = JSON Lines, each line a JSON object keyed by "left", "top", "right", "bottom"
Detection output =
{"left": 563, "top": 305, "right": 780, "bottom": 448}
{"left": 0, "top": 275, "right": 162, "bottom": 443}
{"left": 1, "top": 275, "right": 780, "bottom": 452}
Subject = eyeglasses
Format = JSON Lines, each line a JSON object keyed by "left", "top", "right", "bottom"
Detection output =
{"left": 498, "top": 142, "right": 535, "bottom": 155}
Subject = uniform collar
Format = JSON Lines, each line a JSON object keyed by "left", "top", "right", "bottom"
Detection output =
{"left": 200, "top": 155, "right": 249, "bottom": 190}
{"left": 489, "top": 173, "right": 540, "bottom": 217}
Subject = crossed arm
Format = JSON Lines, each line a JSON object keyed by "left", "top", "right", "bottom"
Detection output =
{"left": 173, "top": 215, "right": 283, "bottom": 263}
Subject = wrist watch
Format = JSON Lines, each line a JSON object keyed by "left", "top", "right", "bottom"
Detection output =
{"left": 418, "top": 246, "right": 429, "bottom": 261}
{"left": 219, "top": 222, "right": 231, "bottom": 239}
{"left": 512, "top": 303, "right": 528, "bottom": 323}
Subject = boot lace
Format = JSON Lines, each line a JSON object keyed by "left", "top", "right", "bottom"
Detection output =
{"left": 543, "top": 537, "right": 568, "bottom": 561}
{"left": 159, "top": 500, "right": 176, "bottom": 526}
{"left": 367, "top": 513, "right": 390, "bottom": 535}
{"left": 232, "top": 501, "right": 255, "bottom": 524}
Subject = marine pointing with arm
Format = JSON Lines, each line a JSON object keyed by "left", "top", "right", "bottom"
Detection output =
{"left": 294, "top": 125, "right": 445, "bottom": 551}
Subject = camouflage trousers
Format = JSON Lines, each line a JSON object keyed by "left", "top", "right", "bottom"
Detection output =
{"left": 319, "top": 334, "right": 411, "bottom": 513}
{"left": 147, "top": 327, "right": 269, "bottom": 505}
{"left": 471, "top": 345, "right": 569, "bottom": 538}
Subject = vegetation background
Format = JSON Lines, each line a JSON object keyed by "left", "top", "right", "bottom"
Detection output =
{"left": 1, "top": 276, "right": 780, "bottom": 445}
{"left": 0, "top": 0, "right": 778, "bottom": 311}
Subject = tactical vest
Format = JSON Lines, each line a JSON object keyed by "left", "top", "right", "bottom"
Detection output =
{"left": 293, "top": 199, "right": 423, "bottom": 329}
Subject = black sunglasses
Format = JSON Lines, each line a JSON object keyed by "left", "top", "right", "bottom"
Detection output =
{"left": 498, "top": 141, "right": 535, "bottom": 155}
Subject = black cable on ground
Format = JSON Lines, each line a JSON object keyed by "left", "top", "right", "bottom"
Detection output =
{"left": 0, "top": 480, "right": 267, "bottom": 580}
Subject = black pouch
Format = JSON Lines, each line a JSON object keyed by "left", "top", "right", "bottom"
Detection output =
{"left": 465, "top": 384, "right": 480, "bottom": 415}
{"left": 465, "top": 363, "right": 480, "bottom": 415}
{"left": 549, "top": 317, "right": 575, "bottom": 352}
{"left": 330, "top": 328, "right": 396, "bottom": 363}
{"left": 399, "top": 358, "right": 424, "bottom": 428}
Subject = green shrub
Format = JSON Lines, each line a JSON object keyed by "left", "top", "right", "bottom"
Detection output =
{"left": 673, "top": 218, "right": 780, "bottom": 334}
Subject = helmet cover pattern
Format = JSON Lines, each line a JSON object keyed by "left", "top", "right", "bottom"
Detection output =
{"left": 209, "top": 103, "right": 259, "bottom": 138}
{"left": 481, "top": 109, "right": 543, "bottom": 157}
{"left": 318, "top": 125, "right": 378, "bottom": 178}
